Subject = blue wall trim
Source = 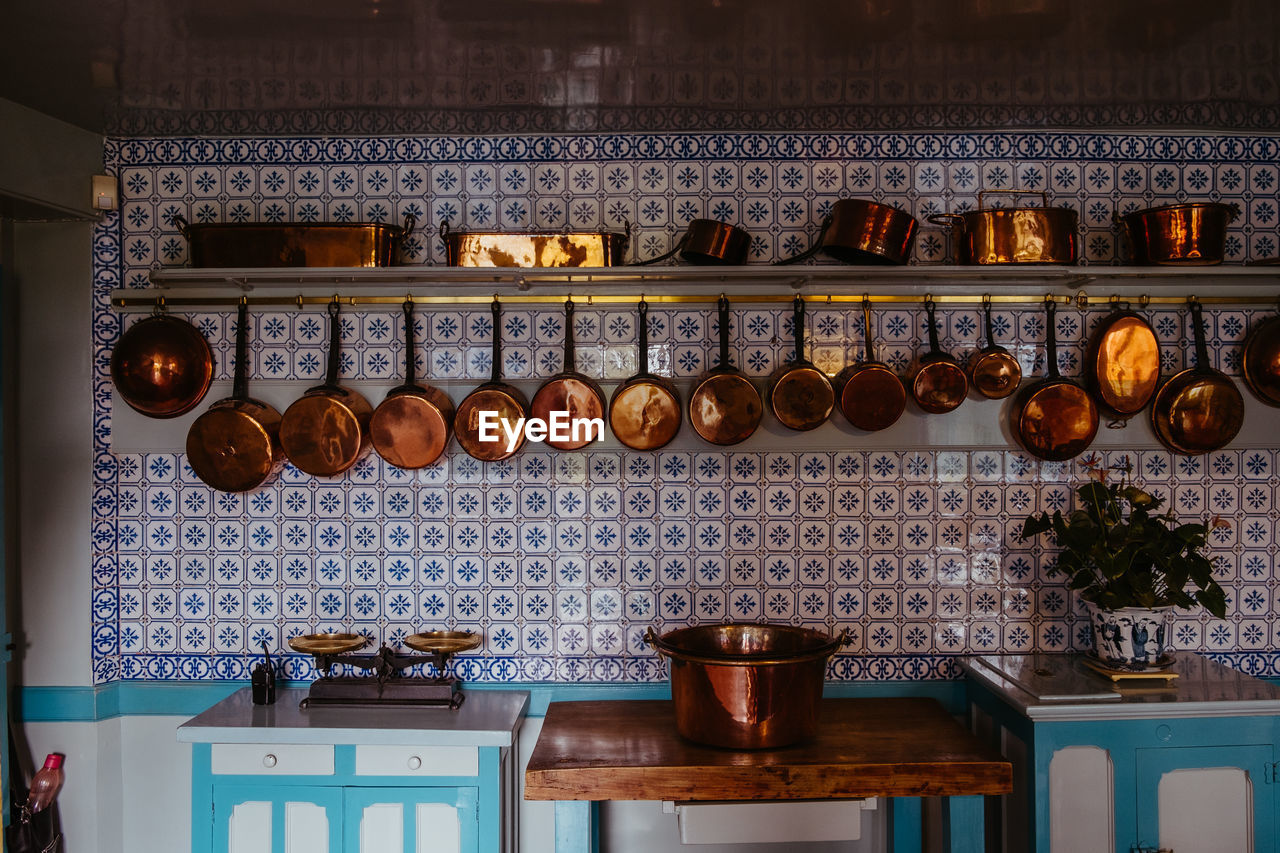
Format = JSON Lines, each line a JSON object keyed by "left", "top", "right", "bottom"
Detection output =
{"left": 17, "top": 679, "right": 968, "bottom": 722}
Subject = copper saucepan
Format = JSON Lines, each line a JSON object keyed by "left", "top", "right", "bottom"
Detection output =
{"left": 1119, "top": 202, "right": 1238, "bottom": 265}
{"left": 1150, "top": 299, "right": 1244, "bottom": 456}
{"left": 776, "top": 199, "right": 919, "bottom": 265}
{"left": 454, "top": 299, "right": 530, "bottom": 461}
{"left": 633, "top": 218, "right": 751, "bottom": 266}
{"left": 111, "top": 299, "right": 214, "bottom": 418}
{"left": 688, "top": 295, "right": 763, "bottom": 445}
{"left": 1084, "top": 299, "right": 1161, "bottom": 424}
{"left": 832, "top": 297, "right": 906, "bottom": 432}
{"left": 609, "top": 299, "right": 682, "bottom": 451}
{"left": 1242, "top": 302, "right": 1280, "bottom": 408}
{"left": 969, "top": 296, "right": 1022, "bottom": 400}
{"left": 369, "top": 299, "right": 455, "bottom": 469}
{"left": 530, "top": 299, "right": 608, "bottom": 451}
{"left": 1010, "top": 297, "right": 1099, "bottom": 461}
{"left": 911, "top": 295, "right": 968, "bottom": 414}
{"left": 279, "top": 298, "right": 373, "bottom": 476}
{"left": 929, "top": 190, "right": 1079, "bottom": 264}
{"left": 767, "top": 296, "right": 835, "bottom": 431}
{"left": 185, "top": 300, "right": 282, "bottom": 492}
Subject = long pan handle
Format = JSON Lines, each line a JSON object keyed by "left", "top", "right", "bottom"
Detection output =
{"left": 638, "top": 298, "right": 651, "bottom": 375}
{"left": 402, "top": 298, "right": 417, "bottom": 386}
{"left": 717, "top": 294, "right": 732, "bottom": 369}
{"left": 324, "top": 297, "right": 341, "bottom": 388}
{"left": 861, "top": 296, "right": 875, "bottom": 363}
{"left": 489, "top": 298, "right": 503, "bottom": 384}
{"left": 792, "top": 295, "right": 806, "bottom": 363}
{"left": 1044, "top": 296, "right": 1061, "bottom": 380}
{"left": 563, "top": 298, "right": 577, "bottom": 373}
{"left": 233, "top": 298, "right": 249, "bottom": 400}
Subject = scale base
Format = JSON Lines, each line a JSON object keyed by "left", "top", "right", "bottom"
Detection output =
{"left": 300, "top": 677, "right": 465, "bottom": 710}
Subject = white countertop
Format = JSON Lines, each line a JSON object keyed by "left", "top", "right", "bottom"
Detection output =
{"left": 962, "top": 653, "right": 1280, "bottom": 721}
{"left": 178, "top": 687, "right": 529, "bottom": 746}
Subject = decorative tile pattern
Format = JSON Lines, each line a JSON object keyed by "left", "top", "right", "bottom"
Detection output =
{"left": 91, "top": 130, "right": 1280, "bottom": 683}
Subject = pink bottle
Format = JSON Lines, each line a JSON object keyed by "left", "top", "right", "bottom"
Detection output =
{"left": 25, "top": 753, "right": 65, "bottom": 813}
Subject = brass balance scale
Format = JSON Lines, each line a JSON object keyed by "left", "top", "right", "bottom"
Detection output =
{"left": 288, "top": 630, "right": 482, "bottom": 710}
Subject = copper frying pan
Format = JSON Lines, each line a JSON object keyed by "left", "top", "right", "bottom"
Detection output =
{"left": 111, "top": 299, "right": 213, "bottom": 418}
{"left": 530, "top": 299, "right": 608, "bottom": 451}
{"left": 1242, "top": 303, "right": 1280, "bottom": 407}
{"left": 453, "top": 299, "right": 530, "bottom": 461}
{"left": 688, "top": 295, "right": 763, "bottom": 445}
{"left": 910, "top": 295, "right": 968, "bottom": 414}
{"left": 1084, "top": 299, "right": 1161, "bottom": 423}
{"left": 1009, "top": 297, "right": 1099, "bottom": 461}
{"left": 1150, "top": 299, "right": 1244, "bottom": 456}
{"left": 969, "top": 296, "right": 1022, "bottom": 400}
{"left": 279, "top": 298, "right": 373, "bottom": 476}
{"left": 185, "top": 300, "right": 282, "bottom": 492}
{"left": 832, "top": 297, "right": 906, "bottom": 432}
{"left": 609, "top": 299, "right": 682, "bottom": 450}
{"left": 767, "top": 296, "right": 834, "bottom": 431}
{"left": 370, "top": 299, "right": 455, "bottom": 469}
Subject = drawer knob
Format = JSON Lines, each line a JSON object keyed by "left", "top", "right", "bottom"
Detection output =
{"left": 407, "top": 756, "right": 422, "bottom": 771}
{"left": 262, "top": 753, "right": 278, "bottom": 768}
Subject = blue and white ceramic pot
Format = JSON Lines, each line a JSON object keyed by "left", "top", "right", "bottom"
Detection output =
{"left": 1083, "top": 602, "right": 1174, "bottom": 670}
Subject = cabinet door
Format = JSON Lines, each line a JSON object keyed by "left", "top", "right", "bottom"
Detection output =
{"left": 343, "top": 786, "right": 478, "bottom": 853}
{"left": 1135, "top": 745, "right": 1273, "bottom": 853}
{"left": 212, "top": 785, "right": 343, "bottom": 853}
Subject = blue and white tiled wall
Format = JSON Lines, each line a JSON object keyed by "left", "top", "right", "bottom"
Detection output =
{"left": 93, "top": 131, "right": 1280, "bottom": 684}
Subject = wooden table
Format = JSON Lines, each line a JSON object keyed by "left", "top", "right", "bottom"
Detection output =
{"left": 526, "top": 697, "right": 1012, "bottom": 853}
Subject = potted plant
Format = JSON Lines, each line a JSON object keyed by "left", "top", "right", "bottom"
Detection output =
{"left": 1018, "top": 461, "right": 1227, "bottom": 670}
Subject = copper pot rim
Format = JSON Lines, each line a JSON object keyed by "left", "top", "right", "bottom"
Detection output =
{"left": 645, "top": 623, "right": 849, "bottom": 666}
{"left": 1120, "top": 201, "right": 1239, "bottom": 221}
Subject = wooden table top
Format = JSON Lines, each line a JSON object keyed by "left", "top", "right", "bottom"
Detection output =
{"left": 524, "top": 697, "right": 1012, "bottom": 802}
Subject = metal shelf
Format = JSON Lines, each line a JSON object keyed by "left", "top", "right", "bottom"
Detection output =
{"left": 113, "top": 264, "right": 1280, "bottom": 310}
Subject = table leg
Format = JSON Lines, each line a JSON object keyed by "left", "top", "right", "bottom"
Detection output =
{"left": 942, "top": 795, "right": 985, "bottom": 853}
{"left": 554, "top": 801, "right": 598, "bottom": 853}
{"left": 889, "top": 797, "right": 922, "bottom": 853}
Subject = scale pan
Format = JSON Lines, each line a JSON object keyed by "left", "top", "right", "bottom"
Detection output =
{"left": 289, "top": 632, "right": 368, "bottom": 655}
{"left": 405, "top": 631, "right": 482, "bottom": 655}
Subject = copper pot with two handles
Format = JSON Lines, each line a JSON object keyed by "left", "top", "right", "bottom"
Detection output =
{"left": 1119, "top": 202, "right": 1238, "bottom": 265}
{"left": 929, "top": 190, "right": 1079, "bottom": 264}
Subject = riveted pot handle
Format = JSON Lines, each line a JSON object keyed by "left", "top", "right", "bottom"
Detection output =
{"left": 172, "top": 213, "right": 193, "bottom": 241}
{"left": 835, "top": 628, "right": 852, "bottom": 647}
{"left": 927, "top": 213, "right": 965, "bottom": 230}
{"left": 643, "top": 626, "right": 661, "bottom": 649}
{"left": 401, "top": 212, "right": 417, "bottom": 238}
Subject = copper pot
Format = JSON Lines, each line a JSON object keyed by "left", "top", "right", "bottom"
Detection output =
{"left": 910, "top": 296, "right": 968, "bottom": 414}
{"left": 1010, "top": 298, "right": 1099, "bottom": 461}
{"left": 111, "top": 303, "right": 213, "bottom": 418}
{"left": 969, "top": 297, "right": 1022, "bottom": 400}
{"left": 370, "top": 299, "right": 455, "bottom": 469}
{"left": 185, "top": 300, "right": 282, "bottom": 492}
{"left": 1150, "top": 299, "right": 1244, "bottom": 456}
{"left": 1242, "top": 307, "right": 1280, "bottom": 408}
{"left": 1084, "top": 302, "right": 1161, "bottom": 422}
{"left": 1119, "top": 202, "right": 1238, "bottom": 265}
{"left": 441, "top": 221, "right": 630, "bottom": 267}
{"left": 929, "top": 191, "right": 1078, "bottom": 264}
{"left": 633, "top": 218, "right": 751, "bottom": 266}
{"left": 767, "top": 296, "right": 835, "bottom": 431}
{"left": 688, "top": 296, "right": 763, "bottom": 446}
{"left": 644, "top": 623, "right": 849, "bottom": 749}
{"left": 454, "top": 299, "right": 530, "bottom": 461}
{"left": 175, "top": 213, "right": 414, "bottom": 268}
{"left": 279, "top": 299, "right": 373, "bottom": 476}
{"left": 777, "top": 199, "right": 918, "bottom": 265}
{"left": 530, "top": 299, "right": 608, "bottom": 451}
{"left": 609, "top": 299, "right": 682, "bottom": 451}
{"left": 832, "top": 297, "right": 906, "bottom": 432}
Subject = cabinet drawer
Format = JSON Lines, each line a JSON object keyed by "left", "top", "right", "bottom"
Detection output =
{"left": 210, "top": 743, "right": 334, "bottom": 776}
{"left": 354, "top": 745, "right": 478, "bottom": 777}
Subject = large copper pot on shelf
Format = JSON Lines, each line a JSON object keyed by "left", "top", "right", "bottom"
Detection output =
{"left": 1119, "top": 202, "right": 1237, "bottom": 265}
{"left": 929, "top": 190, "right": 1078, "bottom": 264}
{"left": 174, "top": 213, "right": 415, "bottom": 268}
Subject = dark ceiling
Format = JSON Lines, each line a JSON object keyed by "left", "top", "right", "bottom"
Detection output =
{"left": 3, "top": 0, "right": 1278, "bottom": 135}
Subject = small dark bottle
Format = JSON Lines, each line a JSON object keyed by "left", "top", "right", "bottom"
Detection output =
{"left": 251, "top": 643, "right": 276, "bottom": 705}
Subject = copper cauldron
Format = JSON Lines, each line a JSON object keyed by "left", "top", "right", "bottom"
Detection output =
{"left": 644, "top": 623, "right": 849, "bottom": 749}
{"left": 1119, "top": 202, "right": 1238, "bottom": 265}
{"left": 929, "top": 190, "right": 1078, "bottom": 264}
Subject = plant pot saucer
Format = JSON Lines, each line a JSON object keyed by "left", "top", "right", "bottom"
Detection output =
{"left": 1083, "top": 650, "right": 1179, "bottom": 681}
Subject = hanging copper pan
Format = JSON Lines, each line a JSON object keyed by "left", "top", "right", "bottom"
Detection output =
{"left": 111, "top": 299, "right": 213, "bottom": 418}
{"left": 1010, "top": 297, "right": 1099, "bottom": 461}
{"left": 530, "top": 299, "right": 608, "bottom": 451}
{"left": 609, "top": 299, "right": 682, "bottom": 451}
{"left": 1084, "top": 299, "right": 1161, "bottom": 423}
{"left": 910, "top": 296, "right": 968, "bottom": 414}
{"left": 767, "top": 296, "right": 835, "bottom": 431}
{"left": 689, "top": 296, "right": 763, "bottom": 445}
{"left": 776, "top": 199, "right": 918, "bottom": 265}
{"left": 1150, "top": 299, "right": 1244, "bottom": 456}
{"left": 279, "top": 299, "right": 373, "bottom": 476}
{"left": 370, "top": 299, "right": 455, "bottom": 469}
{"left": 969, "top": 296, "right": 1022, "bottom": 400}
{"left": 1242, "top": 303, "right": 1280, "bottom": 408}
{"left": 454, "top": 299, "right": 530, "bottom": 461}
{"left": 832, "top": 297, "right": 906, "bottom": 432}
{"left": 633, "top": 219, "right": 751, "bottom": 266}
{"left": 185, "top": 300, "right": 282, "bottom": 492}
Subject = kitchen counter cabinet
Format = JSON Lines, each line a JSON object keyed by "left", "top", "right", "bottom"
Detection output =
{"left": 961, "top": 653, "right": 1280, "bottom": 853}
{"left": 525, "top": 697, "right": 1012, "bottom": 853}
{"left": 179, "top": 687, "right": 527, "bottom": 853}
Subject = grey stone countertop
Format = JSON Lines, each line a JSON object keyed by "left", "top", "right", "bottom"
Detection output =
{"left": 961, "top": 652, "right": 1280, "bottom": 721}
{"left": 178, "top": 687, "right": 529, "bottom": 746}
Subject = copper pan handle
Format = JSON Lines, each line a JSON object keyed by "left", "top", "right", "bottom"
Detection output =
{"left": 172, "top": 213, "right": 193, "bottom": 241}
{"left": 927, "top": 213, "right": 965, "bottom": 230}
{"left": 400, "top": 212, "right": 417, "bottom": 238}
